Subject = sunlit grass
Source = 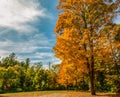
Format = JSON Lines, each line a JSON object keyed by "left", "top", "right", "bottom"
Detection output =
{"left": 0, "top": 91, "right": 120, "bottom": 97}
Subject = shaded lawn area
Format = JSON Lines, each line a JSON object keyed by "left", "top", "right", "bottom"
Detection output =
{"left": 0, "top": 91, "right": 120, "bottom": 97}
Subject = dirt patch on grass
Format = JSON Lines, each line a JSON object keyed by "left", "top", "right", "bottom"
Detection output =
{"left": 0, "top": 91, "right": 120, "bottom": 97}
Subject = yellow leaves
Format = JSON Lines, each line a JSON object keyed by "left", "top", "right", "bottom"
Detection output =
{"left": 55, "top": 0, "right": 120, "bottom": 88}
{"left": 61, "top": 28, "right": 70, "bottom": 40}
{"left": 57, "top": 60, "right": 87, "bottom": 86}
{"left": 0, "top": 67, "right": 5, "bottom": 71}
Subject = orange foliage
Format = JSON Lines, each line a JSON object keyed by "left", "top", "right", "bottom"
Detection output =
{"left": 54, "top": 0, "right": 120, "bottom": 94}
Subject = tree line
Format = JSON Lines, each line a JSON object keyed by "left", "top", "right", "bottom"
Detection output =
{"left": 0, "top": 52, "right": 120, "bottom": 93}
{"left": 0, "top": 53, "right": 60, "bottom": 93}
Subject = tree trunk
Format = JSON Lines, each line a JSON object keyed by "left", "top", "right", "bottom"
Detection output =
{"left": 90, "top": 55, "right": 96, "bottom": 95}
{"left": 84, "top": 42, "right": 96, "bottom": 95}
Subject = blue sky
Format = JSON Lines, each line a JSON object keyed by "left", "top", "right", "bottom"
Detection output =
{"left": 0, "top": 0, "right": 120, "bottom": 66}
{"left": 0, "top": 0, "right": 60, "bottom": 65}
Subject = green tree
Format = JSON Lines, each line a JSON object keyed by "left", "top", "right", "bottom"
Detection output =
{"left": 33, "top": 62, "right": 44, "bottom": 90}
{"left": 0, "top": 66, "right": 19, "bottom": 91}
{"left": 1, "top": 53, "right": 18, "bottom": 68}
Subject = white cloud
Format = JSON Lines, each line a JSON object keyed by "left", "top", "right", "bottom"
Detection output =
{"left": 0, "top": 39, "right": 61, "bottom": 65}
{"left": 35, "top": 52, "right": 53, "bottom": 57}
{"left": 0, "top": 37, "right": 49, "bottom": 53}
{"left": 0, "top": 40, "right": 13, "bottom": 47}
{"left": 0, "top": 50, "right": 10, "bottom": 58}
{"left": 0, "top": 0, "right": 49, "bottom": 32}
{"left": 18, "top": 52, "right": 54, "bottom": 62}
{"left": 0, "top": 0, "right": 58, "bottom": 64}
{"left": 0, "top": 30, "right": 54, "bottom": 64}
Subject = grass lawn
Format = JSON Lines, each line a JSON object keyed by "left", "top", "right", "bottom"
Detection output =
{"left": 0, "top": 91, "right": 119, "bottom": 97}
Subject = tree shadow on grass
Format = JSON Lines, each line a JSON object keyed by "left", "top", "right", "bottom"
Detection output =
{"left": 96, "top": 93, "right": 120, "bottom": 97}
{"left": 0, "top": 96, "right": 8, "bottom": 97}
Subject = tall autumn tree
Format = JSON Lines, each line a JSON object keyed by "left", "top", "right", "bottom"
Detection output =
{"left": 54, "top": 0, "right": 119, "bottom": 95}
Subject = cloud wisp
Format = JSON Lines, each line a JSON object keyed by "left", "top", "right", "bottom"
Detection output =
{"left": 0, "top": 0, "right": 60, "bottom": 65}
{"left": 0, "top": 0, "right": 49, "bottom": 33}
